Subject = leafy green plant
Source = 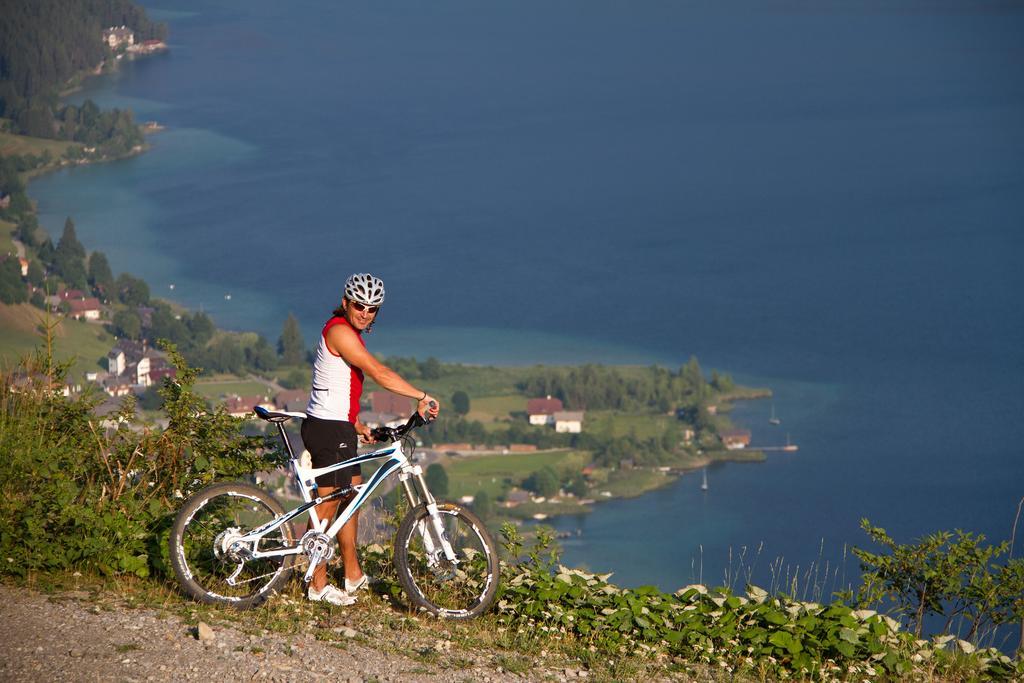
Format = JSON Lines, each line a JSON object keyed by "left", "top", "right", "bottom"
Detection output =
{"left": 490, "top": 525, "right": 1022, "bottom": 680}
{"left": 0, "top": 342, "right": 284, "bottom": 579}
{"left": 853, "top": 518, "right": 1024, "bottom": 646}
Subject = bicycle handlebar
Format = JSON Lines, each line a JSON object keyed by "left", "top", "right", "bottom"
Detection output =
{"left": 369, "top": 400, "right": 437, "bottom": 444}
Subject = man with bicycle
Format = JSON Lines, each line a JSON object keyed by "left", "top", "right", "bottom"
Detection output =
{"left": 302, "top": 273, "right": 440, "bottom": 606}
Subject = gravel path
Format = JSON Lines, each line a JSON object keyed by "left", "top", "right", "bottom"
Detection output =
{"left": 0, "top": 585, "right": 545, "bottom": 683}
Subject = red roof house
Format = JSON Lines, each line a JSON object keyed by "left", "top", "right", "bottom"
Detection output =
{"left": 370, "top": 391, "right": 414, "bottom": 416}
{"left": 67, "top": 297, "right": 101, "bottom": 320}
{"left": 527, "top": 396, "right": 564, "bottom": 425}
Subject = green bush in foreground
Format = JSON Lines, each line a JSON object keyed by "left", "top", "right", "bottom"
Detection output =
{"left": 506, "top": 526, "right": 1021, "bottom": 680}
{"left": 361, "top": 524, "right": 1021, "bottom": 680}
{"left": 852, "top": 519, "right": 1024, "bottom": 645}
{"left": 0, "top": 344, "right": 284, "bottom": 579}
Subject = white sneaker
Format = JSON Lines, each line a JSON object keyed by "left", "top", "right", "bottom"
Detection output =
{"left": 308, "top": 584, "right": 356, "bottom": 606}
{"left": 344, "top": 575, "right": 369, "bottom": 594}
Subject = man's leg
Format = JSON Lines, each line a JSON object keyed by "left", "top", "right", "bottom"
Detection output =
{"left": 337, "top": 474, "right": 363, "bottom": 584}
{"left": 307, "top": 485, "right": 340, "bottom": 592}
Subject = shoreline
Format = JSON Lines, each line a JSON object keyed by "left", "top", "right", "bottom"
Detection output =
{"left": 6, "top": 43, "right": 166, "bottom": 186}
{"left": 5, "top": 36, "right": 785, "bottom": 530}
{"left": 504, "top": 446, "right": 769, "bottom": 524}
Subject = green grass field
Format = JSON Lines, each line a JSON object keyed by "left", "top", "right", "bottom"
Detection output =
{"left": 0, "top": 304, "right": 114, "bottom": 380}
{"left": 0, "top": 130, "right": 75, "bottom": 159}
{"left": 443, "top": 449, "right": 589, "bottom": 500}
{"left": 465, "top": 394, "right": 523, "bottom": 422}
{"left": 598, "top": 468, "right": 676, "bottom": 498}
{"left": 585, "top": 409, "right": 677, "bottom": 440}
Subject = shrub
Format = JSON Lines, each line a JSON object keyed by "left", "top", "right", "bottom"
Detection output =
{"left": 0, "top": 343, "right": 285, "bottom": 579}
{"left": 853, "top": 518, "right": 1024, "bottom": 645}
{"left": 491, "top": 525, "right": 1022, "bottom": 680}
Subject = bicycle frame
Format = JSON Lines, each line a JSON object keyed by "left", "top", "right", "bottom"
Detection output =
{"left": 228, "top": 412, "right": 456, "bottom": 580}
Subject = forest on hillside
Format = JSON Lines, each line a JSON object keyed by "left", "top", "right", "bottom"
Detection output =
{"left": 0, "top": 0, "right": 165, "bottom": 137}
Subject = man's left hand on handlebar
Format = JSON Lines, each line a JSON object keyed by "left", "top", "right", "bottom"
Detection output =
{"left": 418, "top": 394, "right": 440, "bottom": 421}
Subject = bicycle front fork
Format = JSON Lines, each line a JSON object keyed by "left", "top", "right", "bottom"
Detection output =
{"left": 399, "top": 468, "right": 458, "bottom": 563}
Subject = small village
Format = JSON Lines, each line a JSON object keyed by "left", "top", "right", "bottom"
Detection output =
{"left": 102, "top": 25, "right": 167, "bottom": 56}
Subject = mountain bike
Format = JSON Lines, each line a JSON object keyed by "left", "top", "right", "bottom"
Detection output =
{"left": 168, "top": 405, "right": 500, "bottom": 619}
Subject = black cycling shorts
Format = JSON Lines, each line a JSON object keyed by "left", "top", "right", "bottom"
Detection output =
{"left": 300, "top": 416, "right": 362, "bottom": 488}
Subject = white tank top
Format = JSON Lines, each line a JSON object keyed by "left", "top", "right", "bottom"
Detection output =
{"left": 305, "top": 316, "right": 365, "bottom": 422}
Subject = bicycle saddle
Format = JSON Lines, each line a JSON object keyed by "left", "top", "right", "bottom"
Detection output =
{"left": 253, "top": 406, "right": 307, "bottom": 423}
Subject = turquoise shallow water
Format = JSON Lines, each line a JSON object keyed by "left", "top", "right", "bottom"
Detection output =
{"left": 28, "top": 0, "right": 1024, "bottom": 619}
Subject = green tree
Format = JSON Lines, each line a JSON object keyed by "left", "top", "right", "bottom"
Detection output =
{"left": 853, "top": 519, "right": 1024, "bottom": 642}
{"left": 36, "top": 239, "right": 55, "bottom": 267}
{"left": 54, "top": 217, "right": 87, "bottom": 289}
{"left": 26, "top": 260, "right": 44, "bottom": 287}
{"left": 246, "top": 335, "right": 278, "bottom": 372}
{"left": 0, "top": 258, "right": 27, "bottom": 304}
{"left": 425, "top": 463, "right": 449, "bottom": 497}
{"left": 17, "top": 105, "right": 56, "bottom": 138}
{"left": 279, "top": 368, "right": 307, "bottom": 390}
{"left": 15, "top": 215, "right": 38, "bottom": 247}
{"left": 710, "top": 370, "right": 735, "bottom": 393}
{"left": 567, "top": 474, "right": 588, "bottom": 498}
{"left": 87, "top": 251, "right": 114, "bottom": 300}
{"left": 137, "top": 387, "right": 163, "bottom": 411}
{"left": 524, "top": 465, "right": 560, "bottom": 498}
{"left": 451, "top": 390, "right": 470, "bottom": 416}
{"left": 150, "top": 304, "right": 188, "bottom": 346}
{"left": 278, "top": 312, "right": 305, "bottom": 366}
{"left": 116, "top": 273, "right": 150, "bottom": 306}
{"left": 682, "top": 355, "right": 707, "bottom": 401}
{"left": 58, "top": 217, "right": 85, "bottom": 258}
{"left": 186, "top": 312, "right": 215, "bottom": 346}
{"left": 112, "top": 309, "right": 142, "bottom": 340}
{"left": 419, "top": 357, "right": 442, "bottom": 380}
{"left": 209, "top": 336, "right": 245, "bottom": 375}
{"left": 473, "top": 489, "right": 494, "bottom": 521}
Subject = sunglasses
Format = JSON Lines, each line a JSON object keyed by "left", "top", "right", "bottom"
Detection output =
{"left": 350, "top": 301, "right": 379, "bottom": 314}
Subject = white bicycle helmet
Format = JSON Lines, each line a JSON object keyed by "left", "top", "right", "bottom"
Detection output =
{"left": 344, "top": 273, "right": 386, "bottom": 306}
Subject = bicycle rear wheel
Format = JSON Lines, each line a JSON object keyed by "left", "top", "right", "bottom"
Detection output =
{"left": 169, "top": 482, "right": 296, "bottom": 609}
{"left": 394, "top": 502, "right": 499, "bottom": 619}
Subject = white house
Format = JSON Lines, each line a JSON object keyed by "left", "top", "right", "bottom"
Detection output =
{"left": 67, "top": 297, "right": 102, "bottom": 321}
{"left": 527, "top": 396, "right": 563, "bottom": 425}
{"left": 103, "top": 26, "right": 135, "bottom": 48}
{"left": 553, "top": 411, "right": 584, "bottom": 434}
{"left": 102, "top": 375, "right": 132, "bottom": 397}
{"left": 106, "top": 349, "right": 126, "bottom": 376}
{"left": 135, "top": 356, "right": 151, "bottom": 386}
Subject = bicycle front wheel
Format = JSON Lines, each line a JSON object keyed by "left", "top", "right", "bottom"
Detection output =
{"left": 394, "top": 502, "right": 499, "bottom": 619}
{"left": 169, "top": 482, "right": 296, "bottom": 609}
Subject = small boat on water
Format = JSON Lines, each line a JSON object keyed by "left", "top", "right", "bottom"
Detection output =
{"left": 769, "top": 403, "right": 781, "bottom": 425}
{"left": 700, "top": 467, "right": 709, "bottom": 491}
{"left": 783, "top": 433, "right": 798, "bottom": 452}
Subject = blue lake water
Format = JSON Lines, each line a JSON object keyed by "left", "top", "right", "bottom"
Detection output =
{"left": 29, "top": 0, "right": 1024, "bottom": 607}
